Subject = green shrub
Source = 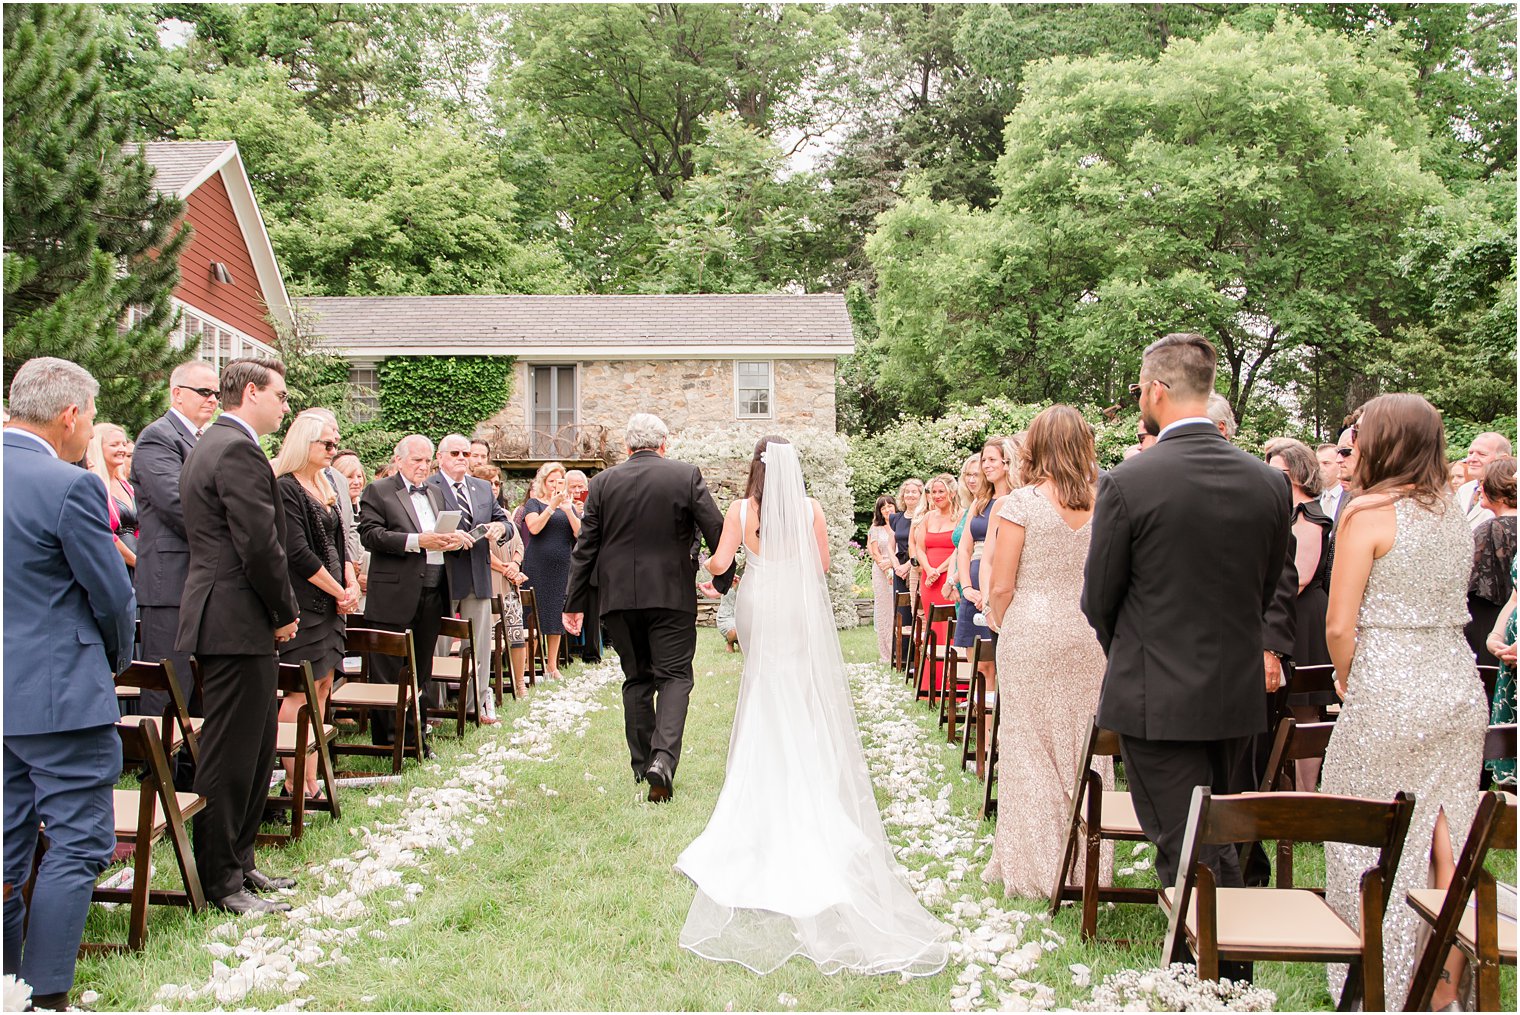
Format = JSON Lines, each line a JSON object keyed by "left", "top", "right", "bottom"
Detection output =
{"left": 378, "top": 356, "right": 514, "bottom": 437}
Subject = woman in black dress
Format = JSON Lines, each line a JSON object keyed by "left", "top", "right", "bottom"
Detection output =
{"left": 522, "top": 461, "right": 581, "bottom": 680}
{"left": 889, "top": 478, "right": 923, "bottom": 661}
{"left": 273, "top": 412, "right": 359, "bottom": 798}
{"left": 1266, "top": 439, "right": 1334, "bottom": 788}
{"left": 1468, "top": 456, "right": 1517, "bottom": 670}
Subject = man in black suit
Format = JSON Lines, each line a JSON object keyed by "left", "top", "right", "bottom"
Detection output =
{"left": 428, "top": 434, "right": 510, "bottom": 723}
{"left": 131, "top": 359, "right": 219, "bottom": 760}
{"left": 1081, "top": 333, "right": 1291, "bottom": 899}
{"left": 176, "top": 358, "right": 300, "bottom": 915}
{"left": 563, "top": 413, "right": 732, "bottom": 802}
{"left": 359, "top": 434, "right": 468, "bottom": 752}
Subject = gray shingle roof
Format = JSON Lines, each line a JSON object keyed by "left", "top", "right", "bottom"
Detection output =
{"left": 298, "top": 294, "right": 855, "bottom": 354}
{"left": 136, "top": 141, "right": 235, "bottom": 195}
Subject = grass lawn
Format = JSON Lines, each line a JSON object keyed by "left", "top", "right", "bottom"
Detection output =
{"left": 72, "top": 628, "right": 1516, "bottom": 1011}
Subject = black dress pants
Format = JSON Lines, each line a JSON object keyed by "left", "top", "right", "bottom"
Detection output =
{"left": 192, "top": 653, "right": 278, "bottom": 900}
{"left": 364, "top": 585, "right": 445, "bottom": 746}
{"left": 602, "top": 608, "right": 697, "bottom": 780}
{"left": 1120, "top": 733, "right": 1253, "bottom": 982}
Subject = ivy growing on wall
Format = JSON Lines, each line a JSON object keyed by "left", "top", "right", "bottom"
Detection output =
{"left": 377, "top": 356, "right": 515, "bottom": 438}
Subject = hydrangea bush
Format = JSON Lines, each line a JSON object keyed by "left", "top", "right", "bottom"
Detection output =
{"left": 667, "top": 425, "right": 859, "bottom": 628}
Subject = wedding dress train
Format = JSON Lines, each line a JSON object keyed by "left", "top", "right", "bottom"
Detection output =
{"left": 675, "top": 443, "right": 950, "bottom": 977}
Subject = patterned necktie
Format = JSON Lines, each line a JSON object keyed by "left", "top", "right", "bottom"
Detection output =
{"left": 194, "top": 428, "right": 203, "bottom": 440}
{"left": 454, "top": 482, "right": 473, "bottom": 526}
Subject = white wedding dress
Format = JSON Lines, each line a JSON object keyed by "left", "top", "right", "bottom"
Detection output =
{"left": 674, "top": 442, "right": 950, "bottom": 977}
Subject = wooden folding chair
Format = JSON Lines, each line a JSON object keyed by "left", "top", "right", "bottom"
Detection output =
{"left": 488, "top": 593, "right": 517, "bottom": 705}
{"left": 981, "top": 691, "right": 1000, "bottom": 821}
{"left": 891, "top": 591, "right": 913, "bottom": 672}
{"left": 1405, "top": 784, "right": 1516, "bottom": 1011}
{"left": 428, "top": 615, "right": 479, "bottom": 738}
{"left": 920, "top": 603, "right": 958, "bottom": 707}
{"left": 946, "top": 635, "right": 989, "bottom": 746}
{"left": 519, "top": 587, "right": 542, "bottom": 688}
{"left": 260, "top": 661, "right": 341, "bottom": 845}
{"left": 1049, "top": 717, "right": 1157, "bottom": 940}
{"left": 1251, "top": 715, "right": 1337, "bottom": 889}
{"left": 327, "top": 627, "right": 425, "bottom": 774}
{"left": 86, "top": 718, "right": 207, "bottom": 952}
{"left": 116, "top": 660, "right": 202, "bottom": 769}
{"left": 958, "top": 637, "right": 993, "bottom": 771}
{"left": 1160, "top": 788, "right": 1414, "bottom": 1012}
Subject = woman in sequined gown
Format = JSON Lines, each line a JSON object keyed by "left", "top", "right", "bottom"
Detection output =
{"left": 1320, "top": 394, "right": 1487, "bottom": 1011}
{"left": 982, "top": 407, "right": 1111, "bottom": 899}
{"left": 867, "top": 496, "right": 898, "bottom": 661}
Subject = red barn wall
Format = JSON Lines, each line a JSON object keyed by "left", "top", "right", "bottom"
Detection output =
{"left": 174, "top": 172, "right": 277, "bottom": 344}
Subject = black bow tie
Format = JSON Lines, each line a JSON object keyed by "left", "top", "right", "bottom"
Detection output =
{"left": 409, "top": 484, "right": 428, "bottom": 497}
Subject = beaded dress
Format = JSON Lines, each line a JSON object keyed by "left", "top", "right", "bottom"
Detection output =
{"left": 1321, "top": 497, "right": 1487, "bottom": 1010}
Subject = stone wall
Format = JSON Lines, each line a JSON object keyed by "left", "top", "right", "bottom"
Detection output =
{"left": 483, "top": 357, "right": 837, "bottom": 446}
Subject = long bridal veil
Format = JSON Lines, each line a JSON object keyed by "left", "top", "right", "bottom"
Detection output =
{"left": 675, "top": 441, "right": 950, "bottom": 977}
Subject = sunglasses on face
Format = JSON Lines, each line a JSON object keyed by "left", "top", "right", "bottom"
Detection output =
{"left": 177, "top": 385, "right": 219, "bottom": 400}
{"left": 311, "top": 439, "right": 339, "bottom": 453}
{"left": 1128, "top": 378, "right": 1172, "bottom": 401}
{"left": 1336, "top": 447, "right": 1355, "bottom": 459}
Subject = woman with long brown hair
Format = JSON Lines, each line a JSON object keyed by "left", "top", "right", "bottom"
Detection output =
{"left": 981, "top": 406, "right": 1110, "bottom": 899}
{"left": 1319, "top": 394, "right": 1487, "bottom": 1010}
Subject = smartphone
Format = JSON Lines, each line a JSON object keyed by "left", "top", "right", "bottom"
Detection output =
{"left": 467, "top": 523, "right": 488, "bottom": 540}
{"left": 574, "top": 489, "right": 589, "bottom": 504}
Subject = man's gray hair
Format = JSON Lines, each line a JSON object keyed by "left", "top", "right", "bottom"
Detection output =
{"left": 438, "top": 433, "right": 470, "bottom": 451}
{"left": 1475, "top": 431, "right": 1513, "bottom": 456}
{"left": 7, "top": 357, "right": 98, "bottom": 425}
{"left": 170, "top": 359, "right": 217, "bottom": 387}
{"left": 394, "top": 434, "right": 434, "bottom": 459}
{"left": 1206, "top": 392, "right": 1237, "bottom": 439}
{"left": 624, "top": 412, "right": 669, "bottom": 451}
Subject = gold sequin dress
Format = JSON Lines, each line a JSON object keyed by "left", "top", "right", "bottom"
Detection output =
{"left": 983, "top": 486, "right": 1112, "bottom": 899}
{"left": 1321, "top": 497, "right": 1487, "bottom": 1009}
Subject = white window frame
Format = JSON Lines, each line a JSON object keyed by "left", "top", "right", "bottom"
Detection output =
{"left": 160, "top": 299, "right": 278, "bottom": 372}
{"left": 733, "top": 360, "right": 774, "bottom": 420}
{"left": 348, "top": 359, "right": 381, "bottom": 422}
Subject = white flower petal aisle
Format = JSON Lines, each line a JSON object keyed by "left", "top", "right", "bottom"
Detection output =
{"left": 147, "top": 661, "right": 623, "bottom": 1011}
{"left": 846, "top": 661, "right": 1277, "bottom": 1013}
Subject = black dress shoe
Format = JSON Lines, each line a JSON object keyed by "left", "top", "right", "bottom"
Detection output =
{"left": 645, "top": 757, "right": 673, "bottom": 803}
{"left": 244, "top": 869, "right": 296, "bottom": 893}
{"left": 210, "top": 889, "right": 290, "bottom": 915}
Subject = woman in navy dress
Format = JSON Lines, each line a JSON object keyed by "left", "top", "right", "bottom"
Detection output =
{"left": 522, "top": 461, "right": 580, "bottom": 679}
{"left": 890, "top": 478, "right": 923, "bottom": 661}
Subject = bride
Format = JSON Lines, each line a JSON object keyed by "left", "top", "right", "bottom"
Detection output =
{"left": 674, "top": 436, "right": 950, "bottom": 977}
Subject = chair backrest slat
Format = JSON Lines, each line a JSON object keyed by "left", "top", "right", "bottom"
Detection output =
{"left": 1483, "top": 723, "right": 1516, "bottom": 764}
{"left": 438, "top": 616, "right": 471, "bottom": 640}
{"left": 1197, "top": 791, "right": 1414, "bottom": 852}
{"left": 344, "top": 626, "right": 409, "bottom": 659}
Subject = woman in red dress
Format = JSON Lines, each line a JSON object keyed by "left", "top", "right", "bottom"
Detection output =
{"left": 911, "top": 474, "right": 960, "bottom": 698}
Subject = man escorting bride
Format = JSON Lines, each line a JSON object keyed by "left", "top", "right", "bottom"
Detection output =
{"left": 674, "top": 435, "right": 950, "bottom": 977}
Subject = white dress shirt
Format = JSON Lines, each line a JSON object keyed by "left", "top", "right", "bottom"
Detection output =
{"left": 169, "top": 407, "right": 204, "bottom": 439}
{"left": 1459, "top": 479, "right": 1495, "bottom": 528}
{"left": 1156, "top": 416, "right": 1216, "bottom": 440}
{"left": 404, "top": 483, "right": 444, "bottom": 564}
{"left": 1320, "top": 483, "right": 1344, "bottom": 520}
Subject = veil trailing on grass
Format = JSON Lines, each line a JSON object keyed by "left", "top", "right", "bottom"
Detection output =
{"left": 675, "top": 441, "right": 950, "bottom": 977}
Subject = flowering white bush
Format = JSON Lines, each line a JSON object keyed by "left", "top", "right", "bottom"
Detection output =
{"left": 668, "top": 424, "right": 858, "bottom": 627}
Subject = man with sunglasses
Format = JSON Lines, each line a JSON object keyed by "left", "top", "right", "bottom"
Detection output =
{"left": 130, "top": 359, "right": 221, "bottom": 787}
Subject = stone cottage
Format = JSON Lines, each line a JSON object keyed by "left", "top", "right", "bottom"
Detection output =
{"left": 300, "top": 293, "right": 855, "bottom": 470}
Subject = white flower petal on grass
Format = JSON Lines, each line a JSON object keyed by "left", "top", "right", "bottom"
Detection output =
{"left": 3, "top": 975, "right": 33, "bottom": 1012}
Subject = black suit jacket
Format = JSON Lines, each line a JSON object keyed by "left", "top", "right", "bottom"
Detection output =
{"left": 1082, "top": 422, "right": 1291, "bottom": 741}
{"left": 564, "top": 451, "right": 729, "bottom": 616}
{"left": 359, "top": 472, "right": 454, "bottom": 626}
{"left": 426, "top": 471, "right": 508, "bottom": 601}
{"left": 131, "top": 411, "right": 198, "bottom": 607}
{"left": 176, "top": 416, "right": 299, "bottom": 655}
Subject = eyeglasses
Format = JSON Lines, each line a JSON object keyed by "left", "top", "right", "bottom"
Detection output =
{"left": 1336, "top": 447, "right": 1355, "bottom": 459}
{"left": 311, "top": 439, "right": 339, "bottom": 453}
{"left": 443, "top": 449, "right": 469, "bottom": 457}
{"left": 176, "top": 385, "right": 219, "bottom": 400}
{"left": 1128, "top": 379, "right": 1171, "bottom": 401}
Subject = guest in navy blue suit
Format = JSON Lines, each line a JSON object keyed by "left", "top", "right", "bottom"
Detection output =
{"left": 3, "top": 357, "right": 135, "bottom": 1011}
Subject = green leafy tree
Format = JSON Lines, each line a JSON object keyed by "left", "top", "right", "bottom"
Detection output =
{"left": 868, "top": 16, "right": 1463, "bottom": 433}
{"left": 3, "top": 4, "right": 189, "bottom": 433}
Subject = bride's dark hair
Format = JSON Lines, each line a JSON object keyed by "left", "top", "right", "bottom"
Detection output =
{"left": 743, "top": 435, "right": 790, "bottom": 514}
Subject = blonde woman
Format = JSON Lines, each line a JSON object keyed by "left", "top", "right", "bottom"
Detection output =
{"left": 522, "top": 460, "right": 579, "bottom": 679}
{"left": 271, "top": 412, "right": 359, "bottom": 799}
{"left": 88, "top": 422, "right": 138, "bottom": 574}
{"left": 890, "top": 478, "right": 924, "bottom": 660}
{"left": 909, "top": 474, "right": 959, "bottom": 699}
{"left": 950, "top": 453, "right": 986, "bottom": 650}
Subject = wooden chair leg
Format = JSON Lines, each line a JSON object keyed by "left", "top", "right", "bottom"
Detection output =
{"left": 1352, "top": 868, "right": 1384, "bottom": 1013}
{"left": 1194, "top": 865, "right": 1218, "bottom": 982}
{"left": 1474, "top": 871, "right": 1499, "bottom": 1011}
{"left": 291, "top": 716, "right": 309, "bottom": 842}
{"left": 127, "top": 824, "right": 152, "bottom": 951}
